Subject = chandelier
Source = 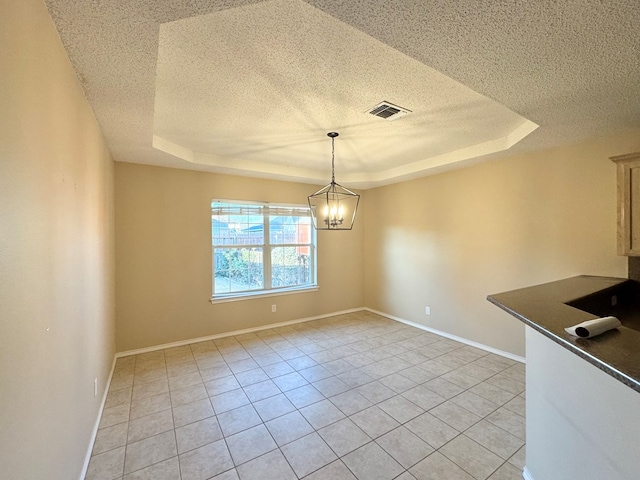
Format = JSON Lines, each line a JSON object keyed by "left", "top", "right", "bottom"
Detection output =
{"left": 308, "top": 132, "right": 360, "bottom": 230}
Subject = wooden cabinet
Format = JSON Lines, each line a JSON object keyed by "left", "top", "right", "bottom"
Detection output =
{"left": 611, "top": 152, "right": 640, "bottom": 256}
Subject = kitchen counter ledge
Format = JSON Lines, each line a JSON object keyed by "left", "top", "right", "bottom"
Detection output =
{"left": 488, "top": 275, "right": 640, "bottom": 393}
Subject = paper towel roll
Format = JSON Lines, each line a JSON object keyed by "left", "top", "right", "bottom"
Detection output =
{"left": 564, "top": 316, "right": 621, "bottom": 338}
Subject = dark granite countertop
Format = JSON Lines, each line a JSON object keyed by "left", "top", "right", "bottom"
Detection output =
{"left": 488, "top": 275, "right": 640, "bottom": 393}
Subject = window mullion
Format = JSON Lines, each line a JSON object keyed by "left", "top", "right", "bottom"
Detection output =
{"left": 263, "top": 211, "right": 272, "bottom": 290}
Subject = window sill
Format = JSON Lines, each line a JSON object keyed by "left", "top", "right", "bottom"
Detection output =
{"left": 210, "top": 285, "right": 319, "bottom": 304}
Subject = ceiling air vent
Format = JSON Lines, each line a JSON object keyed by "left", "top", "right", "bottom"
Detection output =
{"left": 367, "top": 101, "right": 411, "bottom": 121}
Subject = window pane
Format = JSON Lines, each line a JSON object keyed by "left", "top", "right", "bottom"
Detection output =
{"left": 271, "top": 246, "right": 311, "bottom": 288}
{"left": 270, "top": 215, "right": 311, "bottom": 245}
{"left": 212, "top": 202, "right": 264, "bottom": 246}
{"left": 214, "top": 247, "right": 264, "bottom": 294}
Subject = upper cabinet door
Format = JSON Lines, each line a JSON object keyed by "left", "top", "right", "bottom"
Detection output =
{"left": 611, "top": 152, "right": 640, "bottom": 256}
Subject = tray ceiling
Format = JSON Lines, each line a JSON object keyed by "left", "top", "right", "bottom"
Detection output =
{"left": 45, "top": 0, "right": 640, "bottom": 188}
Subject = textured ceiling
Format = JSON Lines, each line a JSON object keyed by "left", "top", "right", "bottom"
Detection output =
{"left": 152, "top": 0, "right": 536, "bottom": 186}
{"left": 45, "top": 0, "right": 640, "bottom": 189}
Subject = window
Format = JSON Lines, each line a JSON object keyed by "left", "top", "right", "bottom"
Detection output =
{"left": 211, "top": 200, "right": 317, "bottom": 299}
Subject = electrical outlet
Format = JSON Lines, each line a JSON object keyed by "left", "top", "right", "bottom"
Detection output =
{"left": 611, "top": 295, "right": 618, "bottom": 306}
{"left": 425, "top": 306, "right": 431, "bottom": 315}
{"left": 271, "top": 304, "right": 277, "bottom": 313}
{"left": 94, "top": 378, "right": 98, "bottom": 397}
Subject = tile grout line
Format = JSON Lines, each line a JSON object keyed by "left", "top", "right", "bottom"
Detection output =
{"left": 89, "top": 312, "right": 525, "bottom": 480}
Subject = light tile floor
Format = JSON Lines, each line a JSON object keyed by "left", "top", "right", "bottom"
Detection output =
{"left": 86, "top": 311, "right": 526, "bottom": 480}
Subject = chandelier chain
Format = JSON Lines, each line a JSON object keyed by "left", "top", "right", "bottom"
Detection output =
{"left": 331, "top": 135, "right": 336, "bottom": 184}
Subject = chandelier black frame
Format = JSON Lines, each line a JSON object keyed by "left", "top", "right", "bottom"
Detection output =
{"left": 307, "top": 132, "right": 360, "bottom": 230}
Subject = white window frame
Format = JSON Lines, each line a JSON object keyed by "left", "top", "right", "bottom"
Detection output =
{"left": 210, "top": 200, "right": 317, "bottom": 302}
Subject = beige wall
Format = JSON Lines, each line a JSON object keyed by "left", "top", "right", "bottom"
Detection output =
{"left": 115, "top": 163, "right": 364, "bottom": 351}
{"left": 364, "top": 132, "right": 640, "bottom": 356}
{"left": 116, "top": 132, "right": 640, "bottom": 357}
{"left": 0, "top": 1, "right": 116, "bottom": 479}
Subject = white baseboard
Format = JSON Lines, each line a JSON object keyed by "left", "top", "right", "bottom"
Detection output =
{"left": 79, "top": 355, "right": 117, "bottom": 480}
{"left": 115, "top": 308, "right": 365, "bottom": 358}
{"left": 116, "top": 306, "right": 526, "bottom": 362}
{"left": 522, "top": 466, "right": 535, "bottom": 480}
{"left": 366, "top": 308, "right": 526, "bottom": 363}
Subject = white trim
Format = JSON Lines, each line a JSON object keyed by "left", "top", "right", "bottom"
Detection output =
{"left": 210, "top": 286, "right": 319, "bottom": 304}
{"left": 116, "top": 306, "right": 527, "bottom": 361}
{"left": 522, "top": 466, "right": 535, "bottom": 480}
{"left": 211, "top": 199, "right": 317, "bottom": 300}
{"left": 79, "top": 356, "right": 117, "bottom": 480}
{"left": 115, "top": 308, "right": 364, "bottom": 358}
{"left": 365, "top": 308, "right": 526, "bottom": 363}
